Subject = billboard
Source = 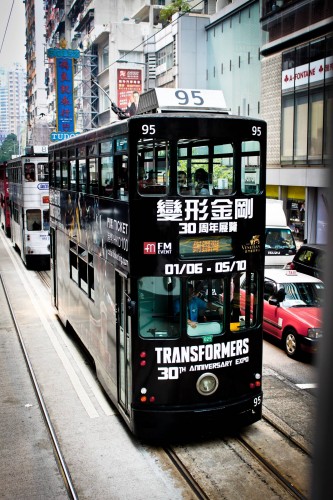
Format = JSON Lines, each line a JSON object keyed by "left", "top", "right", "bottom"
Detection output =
{"left": 117, "top": 69, "right": 142, "bottom": 114}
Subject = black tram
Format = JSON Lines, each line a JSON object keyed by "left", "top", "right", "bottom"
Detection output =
{"left": 49, "top": 89, "right": 266, "bottom": 440}
{"left": 0, "top": 162, "right": 10, "bottom": 237}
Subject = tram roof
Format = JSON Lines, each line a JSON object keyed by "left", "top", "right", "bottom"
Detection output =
{"left": 137, "top": 88, "right": 229, "bottom": 115}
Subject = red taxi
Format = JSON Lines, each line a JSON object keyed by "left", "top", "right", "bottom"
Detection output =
{"left": 241, "top": 269, "right": 324, "bottom": 358}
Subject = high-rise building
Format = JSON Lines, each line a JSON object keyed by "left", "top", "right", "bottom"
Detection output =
{"left": 25, "top": 0, "right": 49, "bottom": 145}
{"left": 0, "top": 64, "right": 26, "bottom": 148}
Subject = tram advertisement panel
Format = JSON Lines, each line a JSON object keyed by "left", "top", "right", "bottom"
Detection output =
{"left": 131, "top": 195, "right": 263, "bottom": 277}
{"left": 50, "top": 189, "right": 129, "bottom": 272}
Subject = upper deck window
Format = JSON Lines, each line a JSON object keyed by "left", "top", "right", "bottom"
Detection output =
{"left": 177, "top": 139, "right": 234, "bottom": 196}
{"left": 24, "top": 163, "right": 36, "bottom": 182}
{"left": 101, "top": 155, "right": 113, "bottom": 197}
{"left": 241, "top": 140, "right": 261, "bottom": 195}
{"left": 37, "top": 162, "right": 49, "bottom": 182}
{"left": 137, "top": 138, "right": 169, "bottom": 195}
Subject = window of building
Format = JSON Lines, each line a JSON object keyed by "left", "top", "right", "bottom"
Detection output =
{"left": 156, "top": 43, "right": 173, "bottom": 72}
{"left": 281, "top": 36, "right": 332, "bottom": 165}
{"left": 101, "top": 44, "right": 109, "bottom": 71}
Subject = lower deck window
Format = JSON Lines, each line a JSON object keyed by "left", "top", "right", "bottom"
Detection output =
{"left": 69, "top": 243, "right": 94, "bottom": 300}
{"left": 26, "top": 209, "right": 41, "bottom": 231}
{"left": 138, "top": 272, "right": 259, "bottom": 339}
{"left": 138, "top": 277, "right": 180, "bottom": 339}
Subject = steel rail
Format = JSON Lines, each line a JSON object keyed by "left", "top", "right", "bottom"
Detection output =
{"left": 0, "top": 273, "right": 79, "bottom": 500}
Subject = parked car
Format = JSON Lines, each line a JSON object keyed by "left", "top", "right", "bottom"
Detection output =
{"left": 240, "top": 269, "right": 324, "bottom": 358}
{"left": 285, "top": 243, "right": 326, "bottom": 281}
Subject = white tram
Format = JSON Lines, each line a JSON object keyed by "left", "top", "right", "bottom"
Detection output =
{"left": 7, "top": 146, "right": 50, "bottom": 270}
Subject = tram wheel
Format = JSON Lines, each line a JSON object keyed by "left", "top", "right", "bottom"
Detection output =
{"left": 284, "top": 328, "right": 299, "bottom": 358}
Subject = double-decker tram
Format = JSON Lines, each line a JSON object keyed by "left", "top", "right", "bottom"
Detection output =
{"left": 7, "top": 146, "right": 50, "bottom": 269}
{"left": 0, "top": 162, "right": 11, "bottom": 237}
{"left": 49, "top": 89, "right": 266, "bottom": 440}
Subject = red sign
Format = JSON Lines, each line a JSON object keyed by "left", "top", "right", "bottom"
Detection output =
{"left": 144, "top": 242, "right": 156, "bottom": 254}
{"left": 117, "top": 69, "right": 142, "bottom": 111}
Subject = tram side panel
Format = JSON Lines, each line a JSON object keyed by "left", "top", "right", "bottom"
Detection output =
{"left": 51, "top": 192, "right": 119, "bottom": 405}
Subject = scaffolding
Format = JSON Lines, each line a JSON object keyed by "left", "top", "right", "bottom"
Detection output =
{"left": 74, "top": 48, "right": 99, "bottom": 131}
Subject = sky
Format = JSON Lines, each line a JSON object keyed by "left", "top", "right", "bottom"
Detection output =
{"left": 0, "top": 0, "right": 26, "bottom": 68}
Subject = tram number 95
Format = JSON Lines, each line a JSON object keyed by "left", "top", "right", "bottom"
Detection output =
{"left": 253, "top": 396, "right": 262, "bottom": 407}
{"left": 252, "top": 125, "right": 262, "bottom": 136}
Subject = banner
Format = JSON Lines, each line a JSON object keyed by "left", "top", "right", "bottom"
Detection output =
{"left": 55, "top": 57, "right": 75, "bottom": 133}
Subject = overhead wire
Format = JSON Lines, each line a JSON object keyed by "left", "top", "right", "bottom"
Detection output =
{"left": 0, "top": 0, "right": 15, "bottom": 57}
{"left": 106, "top": 0, "right": 205, "bottom": 70}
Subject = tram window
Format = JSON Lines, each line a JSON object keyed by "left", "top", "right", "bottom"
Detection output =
{"left": 70, "top": 246, "right": 78, "bottom": 284}
{"left": 26, "top": 209, "right": 41, "bottom": 231}
{"left": 115, "top": 137, "right": 127, "bottom": 152}
{"left": 138, "top": 276, "right": 180, "bottom": 339}
{"left": 37, "top": 162, "right": 49, "bottom": 182}
{"left": 55, "top": 161, "right": 61, "bottom": 187}
{"left": 69, "top": 160, "right": 77, "bottom": 191}
{"left": 78, "top": 247, "right": 88, "bottom": 294}
{"left": 241, "top": 141, "right": 261, "bottom": 195}
{"left": 115, "top": 155, "right": 128, "bottom": 200}
{"left": 49, "top": 161, "right": 55, "bottom": 187}
{"left": 239, "top": 271, "right": 260, "bottom": 329}
{"left": 25, "top": 163, "right": 36, "bottom": 182}
{"left": 78, "top": 158, "right": 87, "bottom": 193}
{"left": 65, "top": 193, "right": 75, "bottom": 229}
{"left": 88, "top": 158, "right": 98, "bottom": 195}
{"left": 88, "top": 143, "right": 98, "bottom": 156}
{"left": 184, "top": 279, "right": 224, "bottom": 337}
{"left": 212, "top": 144, "right": 234, "bottom": 195}
{"left": 43, "top": 209, "right": 50, "bottom": 231}
{"left": 137, "top": 139, "right": 169, "bottom": 195}
{"left": 177, "top": 140, "right": 234, "bottom": 196}
{"left": 101, "top": 155, "right": 114, "bottom": 197}
{"left": 88, "top": 255, "right": 94, "bottom": 301}
{"left": 61, "top": 160, "right": 68, "bottom": 189}
{"left": 100, "top": 140, "right": 112, "bottom": 154}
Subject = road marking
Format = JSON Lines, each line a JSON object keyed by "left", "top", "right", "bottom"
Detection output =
{"left": 296, "top": 383, "right": 318, "bottom": 389}
{"left": 0, "top": 231, "right": 100, "bottom": 419}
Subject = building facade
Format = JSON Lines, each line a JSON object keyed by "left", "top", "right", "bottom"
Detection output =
{"left": 32, "top": 0, "right": 333, "bottom": 244}
{"left": 0, "top": 64, "right": 26, "bottom": 150}
{"left": 25, "top": 0, "right": 49, "bottom": 146}
{"left": 261, "top": 0, "right": 332, "bottom": 244}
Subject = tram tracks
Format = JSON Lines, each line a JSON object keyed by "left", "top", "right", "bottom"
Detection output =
{"left": 161, "top": 417, "right": 311, "bottom": 499}
{"left": 0, "top": 273, "right": 78, "bottom": 500}
{"left": 36, "top": 269, "right": 51, "bottom": 289}
{"left": 36, "top": 268, "right": 311, "bottom": 499}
